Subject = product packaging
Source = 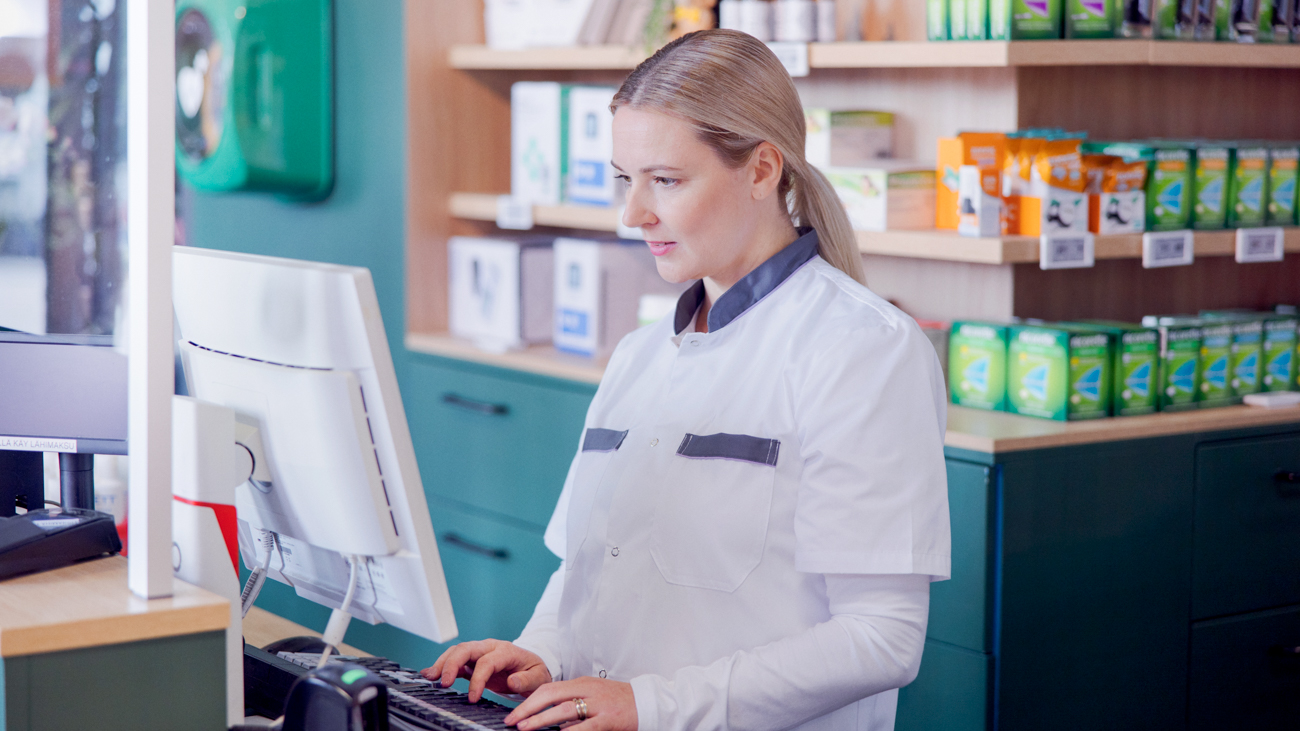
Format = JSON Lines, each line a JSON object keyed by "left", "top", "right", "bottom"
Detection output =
{"left": 1010, "top": 0, "right": 1063, "bottom": 38}
{"left": 1084, "top": 142, "right": 1191, "bottom": 231}
{"left": 805, "top": 109, "right": 895, "bottom": 168}
{"left": 929, "top": 0, "right": 951, "bottom": 38}
{"left": 1145, "top": 316, "right": 1203, "bottom": 411}
{"left": 1072, "top": 321, "right": 1162, "bottom": 415}
{"left": 449, "top": 236, "right": 555, "bottom": 351}
{"left": 1002, "top": 134, "right": 1043, "bottom": 234}
{"left": 566, "top": 86, "right": 618, "bottom": 206}
{"left": 511, "top": 82, "right": 568, "bottom": 205}
{"left": 937, "top": 132, "right": 1007, "bottom": 229}
{"left": 1154, "top": 0, "right": 1197, "bottom": 38}
{"left": 968, "top": 0, "right": 990, "bottom": 38}
{"left": 1218, "top": 0, "right": 1261, "bottom": 40}
{"left": 950, "top": 0, "right": 969, "bottom": 38}
{"left": 1198, "top": 320, "right": 1235, "bottom": 406}
{"left": 1118, "top": 0, "right": 1154, "bottom": 36}
{"left": 1267, "top": 145, "right": 1300, "bottom": 225}
{"left": 1087, "top": 155, "right": 1148, "bottom": 234}
{"left": 1263, "top": 316, "right": 1299, "bottom": 391}
{"left": 1229, "top": 317, "right": 1265, "bottom": 398}
{"left": 1066, "top": 0, "right": 1114, "bottom": 37}
{"left": 825, "top": 163, "right": 937, "bottom": 232}
{"left": 959, "top": 165, "right": 1003, "bottom": 237}
{"left": 990, "top": 0, "right": 1012, "bottom": 37}
{"left": 1007, "top": 324, "right": 1113, "bottom": 421}
{"left": 1195, "top": 0, "right": 1219, "bottom": 38}
{"left": 1228, "top": 144, "right": 1270, "bottom": 228}
{"left": 552, "top": 238, "right": 682, "bottom": 357}
{"left": 1021, "top": 137, "right": 1089, "bottom": 236}
{"left": 949, "top": 321, "right": 1010, "bottom": 411}
{"left": 1192, "top": 143, "right": 1231, "bottom": 230}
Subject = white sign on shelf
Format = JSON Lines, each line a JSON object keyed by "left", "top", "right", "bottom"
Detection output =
{"left": 766, "top": 42, "right": 810, "bottom": 77}
{"left": 496, "top": 195, "right": 535, "bottom": 230}
{"left": 615, "top": 206, "right": 644, "bottom": 240}
{"left": 1235, "top": 227, "right": 1285, "bottom": 263}
{"left": 1142, "top": 229, "right": 1195, "bottom": 269}
{"left": 1039, "top": 232, "right": 1095, "bottom": 270}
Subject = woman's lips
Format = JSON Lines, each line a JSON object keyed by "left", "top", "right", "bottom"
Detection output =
{"left": 647, "top": 241, "right": 677, "bottom": 257}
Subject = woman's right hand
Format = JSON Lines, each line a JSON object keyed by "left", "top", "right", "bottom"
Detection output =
{"left": 421, "top": 639, "right": 552, "bottom": 702}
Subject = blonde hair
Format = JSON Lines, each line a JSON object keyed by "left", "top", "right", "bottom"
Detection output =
{"left": 611, "top": 29, "right": 865, "bottom": 285}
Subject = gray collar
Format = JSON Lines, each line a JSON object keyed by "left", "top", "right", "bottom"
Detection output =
{"left": 673, "top": 228, "right": 820, "bottom": 335}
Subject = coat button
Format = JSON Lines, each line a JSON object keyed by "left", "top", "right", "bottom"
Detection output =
{"left": 650, "top": 438, "right": 658, "bottom": 447}
{"left": 691, "top": 339, "right": 700, "bottom": 347}
{"left": 611, "top": 547, "right": 619, "bottom": 557}
{"left": 599, "top": 670, "right": 607, "bottom": 678}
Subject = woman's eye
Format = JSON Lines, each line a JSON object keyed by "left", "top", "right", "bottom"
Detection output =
{"left": 614, "top": 173, "right": 631, "bottom": 183}
{"left": 654, "top": 176, "right": 679, "bottom": 187}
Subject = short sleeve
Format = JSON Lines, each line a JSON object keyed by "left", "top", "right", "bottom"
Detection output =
{"left": 792, "top": 316, "right": 951, "bottom": 580}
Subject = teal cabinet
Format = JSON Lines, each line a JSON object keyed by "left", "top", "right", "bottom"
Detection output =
{"left": 896, "top": 640, "right": 991, "bottom": 731}
{"left": 927, "top": 459, "right": 994, "bottom": 653}
{"left": 1189, "top": 605, "right": 1300, "bottom": 731}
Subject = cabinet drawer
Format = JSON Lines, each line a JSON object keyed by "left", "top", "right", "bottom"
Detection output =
{"left": 1193, "top": 433, "right": 1300, "bottom": 619}
{"left": 428, "top": 497, "right": 562, "bottom": 646}
{"left": 928, "top": 459, "right": 993, "bottom": 653}
{"left": 896, "top": 640, "right": 991, "bottom": 731}
{"left": 406, "top": 359, "right": 594, "bottom": 527}
{"left": 1189, "top": 605, "right": 1300, "bottom": 731}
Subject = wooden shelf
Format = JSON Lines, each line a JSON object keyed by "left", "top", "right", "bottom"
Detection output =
{"left": 406, "top": 332, "right": 606, "bottom": 384}
{"left": 451, "top": 193, "right": 1300, "bottom": 265}
{"left": 450, "top": 40, "right": 1300, "bottom": 71}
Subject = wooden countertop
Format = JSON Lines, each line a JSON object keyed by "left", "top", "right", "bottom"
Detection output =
{"left": 947, "top": 403, "right": 1300, "bottom": 453}
{"left": 0, "top": 555, "right": 228, "bottom": 658}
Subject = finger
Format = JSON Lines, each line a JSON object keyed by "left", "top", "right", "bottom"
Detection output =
{"left": 466, "top": 651, "right": 505, "bottom": 703}
{"left": 514, "top": 699, "right": 581, "bottom": 731}
{"left": 422, "top": 644, "right": 462, "bottom": 680}
{"left": 504, "top": 680, "right": 579, "bottom": 725}
{"left": 506, "top": 665, "right": 550, "bottom": 695}
{"left": 437, "top": 642, "right": 487, "bottom": 688}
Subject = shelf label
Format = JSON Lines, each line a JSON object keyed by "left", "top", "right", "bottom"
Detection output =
{"left": 615, "top": 206, "right": 643, "bottom": 240}
{"left": 1039, "top": 232, "right": 1095, "bottom": 270}
{"left": 495, "top": 195, "right": 534, "bottom": 230}
{"left": 1235, "top": 227, "right": 1284, "bottom": 263}
{"left": 0, "top": 435, "right": 76, "bottom": 453}
{"left": 1142, "top": 229, "right": 1194, "bottom": 269}
{"left": 766, "top": 42, "right": 810, "bottom": 77}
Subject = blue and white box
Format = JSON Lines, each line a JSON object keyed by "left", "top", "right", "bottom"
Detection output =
{"left": 565, "top": 86, "right": 617, "bottom": 206}
{"left": 450, "top": 236, "right": 554, "bottom": 351}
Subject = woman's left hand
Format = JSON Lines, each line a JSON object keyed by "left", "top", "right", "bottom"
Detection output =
{"left": 503, "top": 676, "right": 638, "bottom": 731}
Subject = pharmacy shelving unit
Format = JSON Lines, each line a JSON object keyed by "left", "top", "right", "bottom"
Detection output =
{"left": 406, "top": 4, "right": 1300, "bottom": 729}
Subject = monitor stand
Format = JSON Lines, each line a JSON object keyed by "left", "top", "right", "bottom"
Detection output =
{"left": 0, "top": 451, "right": 45, "bottom": 516}
{"left": 59, "top": 453, "right": 95, "bottom": 511}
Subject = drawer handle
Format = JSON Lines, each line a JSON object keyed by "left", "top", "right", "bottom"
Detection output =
{"left": 442, "top": 393, "right": 509, "bottom": 416}
{"left": 1273, "top": 470, "right": 1300, "bottom": 496}
{"left": 442, "top": 532, "right": 510, "bottom": 560}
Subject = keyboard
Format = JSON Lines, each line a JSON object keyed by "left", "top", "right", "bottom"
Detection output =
{"left": 276, "top": 651, "right": 561, "bottom": 731}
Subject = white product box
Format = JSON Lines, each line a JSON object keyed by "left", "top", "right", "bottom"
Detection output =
{"left": 485, "top": 0, "right": 595, "bottom": 49}
{"left": 958, "top": 165, "right": 1001, "bottom": 238}
{"left": 485, "top": 0, "right": 533, "bottom": 49}
{"left": 804, "top": 108, "right": 894, "bottom": 168}
{"left": 511, "top": 82, "right": 566, "bottom": 205}
{"left": 566, "top": 86, "right": 618, "bottom": 206}
{"left": 1091, "top": 191, "right": 1146, "bottom": 234}
{"left": 552, "top": 238, "right": 686, "bottom": 357}
{"left": 824, "top": 162, "right": 936, "bottom": 232}
{"left": 450, "top": 237, "right": 554, "bottom": 352}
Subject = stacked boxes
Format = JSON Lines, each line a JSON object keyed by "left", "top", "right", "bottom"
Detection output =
{"left": 949, "top": 321, "right": 1010, "bottom": 411}
{"left": 1007, "top": 324, "right": 1113, "bottom": 420}
{"left": 1070, "top": 321, "right": 1161, "bottom": 415}
{"left": 1228, "top": 144, "right": 1271, "bottom": 228}
{"left": 1263, "top": 315, "right": 1300, "bottom": 390}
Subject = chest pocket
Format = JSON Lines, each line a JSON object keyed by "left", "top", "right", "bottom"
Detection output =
{"left": 565, "top": 428, "right": 628, "bottom": 566}
{"left": 651, "top": 433, "right": 780, "bottom": 592}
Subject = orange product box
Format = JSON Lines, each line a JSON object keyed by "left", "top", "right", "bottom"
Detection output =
{"left": 937, "top": 132, "right": 1007, "bottom": 229}
{"left": 1020, "top": 138, "right": 1087, "bottom": 237}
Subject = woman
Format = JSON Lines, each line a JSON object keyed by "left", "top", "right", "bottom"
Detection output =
{"left": 423, "top": 30, "right": 950, "bottom": 731}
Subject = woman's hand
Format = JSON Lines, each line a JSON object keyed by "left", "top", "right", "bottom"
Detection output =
{"left": 503, "top": 676, "right": 638, "bottom": 731}
{"left": 420, "top": 639, "right": 551, "bottom": 702}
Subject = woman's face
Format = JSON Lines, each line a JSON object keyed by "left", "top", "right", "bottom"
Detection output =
{"left": 613, "top": 107, "right": 783, "bottom": 289}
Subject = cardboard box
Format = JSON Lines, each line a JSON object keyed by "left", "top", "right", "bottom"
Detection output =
{"left": 449, "top": 236, "right": 554, "bottom": 351}
{"left": 565, "top": 86, "right": 617, "bottom": 206}
{"left": 968, "top": 0, "right": 990, "bottom": 38}
{"left": 1007, "top": 325, "right": 1113, "bottom": 420}
{"left": 1071, "top": 321, "right": 1161, "bottom": 415}
{"left": 1263, "top": 316, "right": 1299, "bottom": 391}
{"left": 1198, "top": 320, "right": 1235, "bottom": 406}
{"left": 1230, "top": 317, "right": 1265, "bottom": 398}
{"left": 990, "top": 0, "right": 1012, "bottom": 38}
{"left": 552, "top": 238, "right": 684, "bottom": 357}
{"left": 1011, "top": 0, "right": 1064, "bottom": 38}
{"left": 511, "top": 82, "right": 567, "bottom": 205}
{"left": 1154, "top": 0, "right": 1197, "bottom": 38}
{"left": 928, "top": 0, "right": 951, "bottom": 39}
{"left": 1192, "top": 144, "right": 1231, "bottom": 230}
{"left": 1021, "top": 138, "right": 1089, "bottom": 236}
{"left": 825, "top": 163, "right": 937, "bottom": 232}
{"left": 1267, "top": 145, "right": 1299, "bottom": 226}
{"left": 1145, "top": 317, "right": 1203, "bottom": 411}
{"left": 937, "top": 132, "right": 1007, "bottom": 229}
{"left": 1087, "top": 154, "right": 1147, "bottom": 234}
{"left": 949, "top": 0, "right": 969, "bottom": 38}
{"left": 949, "top": 321, "right": 1010, "bottom": 411}
{"left": 1228, "top": 145, "right": 1270, "bottom": 228}
{"left": 805, "top": 110, "right": 895, "bottom": 168}
{"left": 958, "top": 165, "right": 1003, "bottom": 237}
{"left": 1066, "top": 0, "right": 1114, "bottom": 37}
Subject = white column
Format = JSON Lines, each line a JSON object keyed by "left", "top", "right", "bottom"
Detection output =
{"left": 127, "top": 0, "right": 176, "bottom": 599}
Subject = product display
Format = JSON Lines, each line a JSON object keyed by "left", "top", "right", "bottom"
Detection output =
{"left": 449, "top": 236, "right": 555, "bottom": 351}
{"left": 948, "top": 321, "right": 1010, "bottom": 411}
{"left": 1006, "top": 324, "right": 1112, "bottom": 421}
{"left": 566, "top": 86, "right": 619, "bottom": 206}
{"left": 511, "top": 81, "right": 567, "bottom": 205}
{"left": 824, "top": 163, "right": 936, "bottom": 232}
{"left": 936, "top": 132, "right": 1006, "bottom": 230}
{"left": 804, "top": 109, "right": 895, "bottom": 167}
{"left": 927, "top": 0, "right": 1300, "bottom": 40}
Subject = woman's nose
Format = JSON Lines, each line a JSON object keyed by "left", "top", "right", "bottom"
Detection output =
{"left": 622, "top": 186, "right": 657, "bottom": 229}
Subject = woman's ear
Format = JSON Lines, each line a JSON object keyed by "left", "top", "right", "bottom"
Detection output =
{"left": 748, "top": 142, "right": 785, "bottom": 201}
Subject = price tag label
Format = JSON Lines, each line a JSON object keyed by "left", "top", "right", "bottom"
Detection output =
{"left": 766, "top": 42, "right": 810, "bottom": 77}
{"left": 1142, "top": 229, "right": 1194, "bottom": 269}
{"left": 615, "top": 206, "right": 643, "bottom": 240}
{"left": 495, "top": 195, "right": 534, "bottom": 231}
{"left": 1235, "top": 227, "right": 1285, "bottom": 263}
{"left": 1039, "top": 232, "right": 1095, "bottom": 270}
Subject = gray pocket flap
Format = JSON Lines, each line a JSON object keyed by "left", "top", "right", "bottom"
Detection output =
{"left": 676, "top": 433, "right": 780, "bottom": 466}
{"left": 582, "top": 428, "right": 628, "bottom": 452}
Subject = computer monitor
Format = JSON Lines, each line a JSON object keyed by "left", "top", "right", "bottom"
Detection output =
{"left": 171, "top": 246, "right": 457, "bottom": 645}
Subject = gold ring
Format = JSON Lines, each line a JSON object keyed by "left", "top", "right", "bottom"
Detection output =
{"left": 573, "top": 697, "right": 589, "bottom": 721}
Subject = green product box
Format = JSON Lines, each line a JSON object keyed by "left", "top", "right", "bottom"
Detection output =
{"left": 950, "top": 0, "right": 969, "bottom": 38}
{"left": 1150, "top": 147, "right": 1194, "bottom": 231}
{"left": 949, "top": 321, "right": 1009, "bottom": 411}
{"left": 1011, "top": 0, "right": 1064, "bottom": 38}
{"left": 1069, "top": 321, "right": 1161, "bottom": 415}
{"left": 1263, "top": 316, "right": 1299, "bottom": 391}
{"left": 1198, "top": 321, "right": 1235, "bottom": 407}
{"left": 1007, "top": 326, "right": 1113, "bottom": 421}
{"left": 1192, "top": 144, "right": 1231, "bottom": 230}
{"left": 1066, "top": 0, "right": 1114, "bottom": 36}
{"left": 1217, "top": 0, "right": 1263, "bottom": 40}
{"left": 1148, "top": 318, "right": 1203, "bottom": 411}
{"left": 1267, "top": 146, "right": 1299, "bottom": 226}
{"left": 929, "top": 0, "right": 951, "bottom": 39}
{"left": 1228, "top": 145, "right": 1270, "bottom": 228}
{"left": 1154, "top": 0, "right": 1197, "bottom": 37}
{"left": 1229, "top": 318, "right": 1265, "bottom": 398}
{"left": 969, "top": 0, "right": 991, "bottom": 38}
{"left": 990, "top": 0, "right": 1012, "bottom": 38}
